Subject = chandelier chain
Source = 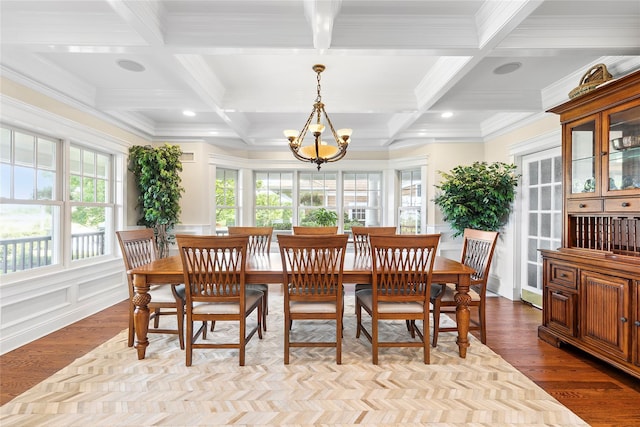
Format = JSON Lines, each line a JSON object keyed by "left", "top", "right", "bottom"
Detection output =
{"left": 316, "top": 70, "right": 322, "bottom": 103}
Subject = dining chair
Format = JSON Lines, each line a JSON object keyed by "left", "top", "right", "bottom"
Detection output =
{"left": 356, "top": 234, "right": 440, "bottom": 364}
{"left": 278, "top": 234, "right": 349, "bottom": 364}
{"left": 351, "top": 226, "right": 397, "bottom": 293}
{"left": 176, "top": 234, "right": 263, "bottom": 366}
{"left": 431, "top": 228, "right": 498, "bottom": 346}
{"left": 116, "top": 229, "right": 185, "bottom": 349}
{"left": 292, "top": 226, "right": 338, "bottom": 235}
{"left": 228, "top": 226, "right": 273, "bottom": 331}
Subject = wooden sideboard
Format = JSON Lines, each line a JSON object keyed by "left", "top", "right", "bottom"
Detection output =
{"left": 539, "top": 69, "right": 640, "bottom": 379}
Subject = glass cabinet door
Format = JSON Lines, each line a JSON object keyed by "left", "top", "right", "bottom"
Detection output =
{"left": 606, "top": 103, "right": 640, "bottom": 194}
{"left": 569, "top": 119, "right": 597, "bottom": 196}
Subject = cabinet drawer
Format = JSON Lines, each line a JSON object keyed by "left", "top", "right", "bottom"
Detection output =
{"left": 604, "top": 198, "right": 640, "bottom": 213}
{"left": 567, "top": 199, "right": 603, "bottom": 213}
{"left": 548, "top": 263, "right": 578, "bottom": 289}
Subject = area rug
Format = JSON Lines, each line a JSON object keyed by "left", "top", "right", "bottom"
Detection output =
{"left": 0, "top": 296, "right": 588, "bottom": 426}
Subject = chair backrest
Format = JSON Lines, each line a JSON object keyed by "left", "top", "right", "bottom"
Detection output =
{"left": 292, "top": 226, "right": 338, "bottom": 235}
{"left": 369, "top": 234, "right": 440, "bottom": 302}
{"left": 116, "top": 229, "right": 158, "bottom": 298}
{"left": 461, "top": 228, "right": 499, "bottom": 291}
{"left": 227, "top": 226, "right": 273, "bottom": 254}
{"left": 176, "top": 235, "right": 249, "bottom": 305}
{"left": 351, "top": 226, "right": 396, "bottom": 256}
{"left": 278, "top": 234, "right": 348, "bottom": 301}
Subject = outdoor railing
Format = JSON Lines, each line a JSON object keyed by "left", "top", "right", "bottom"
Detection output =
{"left": 0, "top": 231, "right": 106, "bottom": 274}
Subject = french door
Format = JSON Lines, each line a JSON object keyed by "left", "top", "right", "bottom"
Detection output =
{"left": 520, "top": 148, "right": 562, "bottom": 307}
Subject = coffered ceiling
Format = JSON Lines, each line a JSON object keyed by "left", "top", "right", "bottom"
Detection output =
{"left": 1, "top": 0, "right": 639, "bottom": 153}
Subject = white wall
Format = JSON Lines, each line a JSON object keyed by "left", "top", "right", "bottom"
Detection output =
{"left": 1, "top": 78, "right": 137, "bottom": 354}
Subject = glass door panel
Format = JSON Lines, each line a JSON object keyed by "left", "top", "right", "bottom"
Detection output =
{"left": 570, "top": 120, "right": 596, "bottom": 196}
{"left": 606, "top": 103, "right": 640, "bottom": 194}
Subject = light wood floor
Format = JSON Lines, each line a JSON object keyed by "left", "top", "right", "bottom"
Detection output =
{"left": 2, "top": 287, "right": 639, "bottom": 426}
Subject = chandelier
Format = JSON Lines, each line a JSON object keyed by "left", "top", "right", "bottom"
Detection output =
{"left": 284, "top": 64, "right": 352, "bottom": 170}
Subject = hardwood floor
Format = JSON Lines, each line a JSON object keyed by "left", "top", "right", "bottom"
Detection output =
{"left": 2, "top": 290, "right": 639, "bottom": 426}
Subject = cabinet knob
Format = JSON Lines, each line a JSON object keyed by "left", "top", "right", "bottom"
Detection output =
{"left": 635, "top": 321, "right": 640, "bottom": 327}
{"left": 621, "top": 202, "right": 630, "bottom": 207}
{"left": 601, "top": 151, "right": 607, "bottom": 156}
{"left": 579, "top": 203, "right": 586, "bottom": 208}
{"left": 620, "top": 317, "right": 628, "bottom": 323}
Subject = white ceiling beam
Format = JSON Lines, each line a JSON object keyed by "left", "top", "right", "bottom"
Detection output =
{"left": 304, "top": 0, "right": 342, "bottom": 50}
{"left": 173, "top": 54, "right": 251, "bottom": 141}
{"left": 106, "top": 0, "right": 165, "bottom": 46}
{"left": 475, "top": 0, "right": 544, "bottom": 50}
{"left": 388, "top": 0, "right": 544, "bottom": 142}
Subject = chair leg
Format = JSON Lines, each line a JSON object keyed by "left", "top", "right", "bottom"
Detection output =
{"left": 284, "top": 311, "right": 290, "bottom": 365}
{"left": 177, "top": 302, "right": 185, "bottom": 350}
{"left": 185, "top": 315, "right": 193, "bottom": 367}
{"left": 432, "top": 299, "right": 441, "bottom": 347}
{"left": 372, "top": 316, "right": 379, "bottom": 365}
{"left": 423, "top": 309, "right": 430, "bottom": 364}
{"left": 479, "top": 302, "right": 487, "bottom": 344}
{"left": 257, "top": 297, "right": 264, "bottom": 340}
{"left": 128, "top": 301, "right": 135, "bottom": 347}
{"left": 262, "top": 289, "right": 268, "bottom": 332}
{"left": 153, "top": 308, "right": 161, "bottom": 328}
{"left": 239, "top": 316, "right": 246, "bottom": 366}
{"left": 336, "top": 311, "right": 342, "bottom": 365}
{"left": 355, "top": 298, "right": 362, "bottom": 338}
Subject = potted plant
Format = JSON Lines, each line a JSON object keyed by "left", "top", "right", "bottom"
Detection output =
{"left": 300, "top": 207, "right": 338, "bottom": 227}
{"left": 128, "top": 144, "right": 184, "bottom": 257}
{"left": 433, "top": 161, "right": 519, "bottom": 237}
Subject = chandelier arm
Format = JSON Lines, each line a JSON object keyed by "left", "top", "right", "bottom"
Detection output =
{"left": 321, "top": 107, "right": 342, "bottom": 146}
{"left": 298, "top": 105, "right": 319, "bottom": 146}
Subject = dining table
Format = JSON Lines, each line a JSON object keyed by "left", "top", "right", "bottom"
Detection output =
{"left": 129, "top": 252, "right": 476, "bottom": 360}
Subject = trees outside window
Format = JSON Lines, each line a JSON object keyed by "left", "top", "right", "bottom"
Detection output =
{"left": 215, "top": 168, "right": 238, "bottom": 231}
{"left": 255, "top": 171, "right": 293, "bottom": 230}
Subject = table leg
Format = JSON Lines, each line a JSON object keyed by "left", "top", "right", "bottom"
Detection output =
{"left": 454, "top": 275, "right": 471, "bottom": 358}
{"left": 132, "top": 273, "right": 151, "bottom": 360}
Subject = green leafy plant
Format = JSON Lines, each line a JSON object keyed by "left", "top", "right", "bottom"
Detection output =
{"left": 433, "top": 161, "right": 519, "bottom": 237}
{"left": 300, "top": 207, "right": 338, "bottom": 227}
{"left": 128, "top": 144, "right": 184, "bottom": 257}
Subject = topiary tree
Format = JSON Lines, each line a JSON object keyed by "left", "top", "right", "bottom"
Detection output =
{"left": 433, "top": 161, "right": 519, "bottom": 237}
{"left": 128, "top": 144, "right": 184, "bottom": 257}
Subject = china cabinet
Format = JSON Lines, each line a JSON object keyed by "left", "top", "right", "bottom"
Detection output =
{"left": 539, "top": 69, "right": 640, "bottom": 379}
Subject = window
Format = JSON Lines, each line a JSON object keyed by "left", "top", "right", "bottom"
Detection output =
{"left": 1, "top": 126, "right": 116, "bottom": 275}
{"left": 255, "top": 172, "right": 293, "bottom": 231}
{"left": 215, "top": 168, "right": 238, "bottom": 233}
{"left": 298, "top": 172, "right": 337, "bottom": 226}
{"left": 398, "top": 169, "right": 422, "bottom": 234}
{"left": 69, "top": 145, "right": 112, "bottom": 261}
{"left": 1, "top": 127, "right": 61, "bottom": 273}
{"left": 342, "top": 172, "right": 382, "bottom": 230}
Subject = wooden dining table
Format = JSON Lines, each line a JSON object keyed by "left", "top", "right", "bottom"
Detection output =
{"left": 129, "top": 252, "right": 476, "bottom": 360}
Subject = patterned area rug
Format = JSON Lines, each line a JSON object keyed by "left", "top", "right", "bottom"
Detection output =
{"left": 1, "top": 296, "right": 587, "bottom": 426}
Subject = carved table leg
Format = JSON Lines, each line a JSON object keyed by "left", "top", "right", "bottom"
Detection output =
{"left": 132, "top": 273, "right": 151, "bottom": 360}
{"left": 454, "top": 275, "right": 471, "bottom": 358}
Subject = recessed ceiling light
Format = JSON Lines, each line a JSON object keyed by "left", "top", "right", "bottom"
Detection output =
{"left": 117, "top": 59, "right": 145, "bottom": 72}
{"left": 183, "top": 110, "right": 196, "bottom": 117}
{"left": 441, "top": 112, "right": 453, "bottom": 118}
{"left": 493, "top": 62, "right": 522, "bottom": 75}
